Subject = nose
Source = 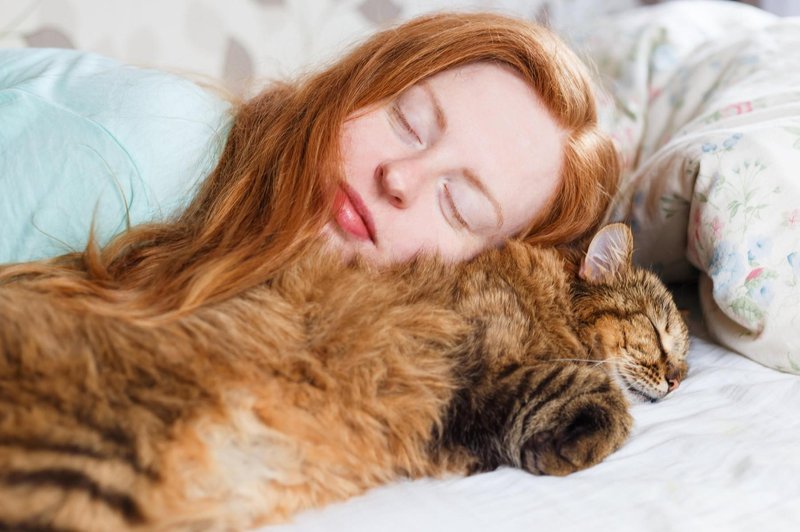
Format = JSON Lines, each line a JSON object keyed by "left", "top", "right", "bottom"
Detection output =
{"left": 666, "top": 365, "right": 682, "bottom": 393}
{"left": 667, "top": 377, "right": 680, "bottom": 393}
{"left": 378, "top": 157, "right": 429, "bottom": 209}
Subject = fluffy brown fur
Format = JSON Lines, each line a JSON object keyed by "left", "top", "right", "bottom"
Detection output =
{"left": 0, "top": 224, "right": 688, "bottom": 531}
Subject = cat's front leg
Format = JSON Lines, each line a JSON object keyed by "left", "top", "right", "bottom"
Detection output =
{"left": 500, "top": 362, "right": 632, "bottom": 476}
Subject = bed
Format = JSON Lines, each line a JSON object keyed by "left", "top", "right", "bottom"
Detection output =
{"left": 2, "top": 0, "right": 799, "bottom": 530}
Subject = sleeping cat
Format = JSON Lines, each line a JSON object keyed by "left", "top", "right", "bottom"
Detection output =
{"left": 0, "top": 223, "right": 688, "bottom": 531}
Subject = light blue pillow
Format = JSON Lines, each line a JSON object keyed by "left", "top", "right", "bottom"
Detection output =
{"left": 0, "top": 48, "right": 232, "bottom": 264}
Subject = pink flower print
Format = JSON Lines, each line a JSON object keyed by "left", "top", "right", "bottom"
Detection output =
{"left": 710, "top": 217, "right": 724, "bottom": 239}
{"left": 691, "top": 207, "right": 704, "bottom": 248}
{"left": 714, "top": 100, "right": 753, "bottom": 120}
{"left": 746, "top": 267, "right": 764, "bottom": 283}
{"left": 786, "top": 209, "right": 800, "bottom": 227}
{"left": 720, "top": 101, "right": 753, "bottom": 119}
{"left": 648, "top": 86, "right": 662, "bottom": 103}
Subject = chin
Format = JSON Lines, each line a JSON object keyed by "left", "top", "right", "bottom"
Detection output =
{"left": 320, "top": 223, "right": 365, "bottom": 262}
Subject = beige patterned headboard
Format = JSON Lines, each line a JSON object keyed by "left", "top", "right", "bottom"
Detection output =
{"left": 0, "top": 0, "right": 784, "bottom": 96}
{"left": 1, "top": 0, "right": 645, "bottom": 95}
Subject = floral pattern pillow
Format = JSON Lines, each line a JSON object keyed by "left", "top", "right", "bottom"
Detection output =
{"left": 570, "top": 1, "right": 800, "bottom": 373}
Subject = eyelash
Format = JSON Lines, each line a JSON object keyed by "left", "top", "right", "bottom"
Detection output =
{"left": 442, "top": 184, "right": 469, "bottom": 229}
{"left": 391, "top": 103, "right": 422, "bottom": 145}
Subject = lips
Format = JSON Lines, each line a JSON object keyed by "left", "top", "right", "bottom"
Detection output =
{"left": 333, "top": 184, "right": 376, "bottom": 243}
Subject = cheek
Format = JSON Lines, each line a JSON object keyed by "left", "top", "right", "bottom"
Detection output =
{"left": 589, "top": 320, "right": 624, "bottom": 358}
{"left": 380, "top": 213, "right": 441, "bottom": 262}
{"left": 380, "top": 214, "right": 483, "bottom": 264}
{"left": 339, "top": 127, "right": 366, "bottom": 182}
{"left": 340, "top": 113, "right": 390, "bottom": 184}
{"left": 498, "top": 174, "right": 562, "bottom": 238}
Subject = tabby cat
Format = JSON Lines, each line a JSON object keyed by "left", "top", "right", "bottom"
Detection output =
{"left": 0, "top": 223, "right": 688, "bottom": 531}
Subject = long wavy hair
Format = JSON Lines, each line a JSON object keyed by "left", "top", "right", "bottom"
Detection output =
{"left": 1, "top": 12, "right": 619, "bottom": 319}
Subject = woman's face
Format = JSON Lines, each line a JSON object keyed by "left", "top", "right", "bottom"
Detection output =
{"left": 323, "top": 62, "right": 566, "bottom": 264}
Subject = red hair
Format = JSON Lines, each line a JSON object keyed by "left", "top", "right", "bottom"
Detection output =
{"left": 1, "top": 12, "right": 618, "bottom": 317}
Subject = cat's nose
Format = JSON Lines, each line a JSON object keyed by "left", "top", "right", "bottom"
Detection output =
{"left": 666, "top": 364, "right": 682, "bottom": 393}
{"left": 666, "top": 377, "right": 680, "bottom": 393}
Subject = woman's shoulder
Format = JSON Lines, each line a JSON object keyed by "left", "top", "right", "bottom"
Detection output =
{"left": 0, "top": 48, "right": 233, "bottom": 264}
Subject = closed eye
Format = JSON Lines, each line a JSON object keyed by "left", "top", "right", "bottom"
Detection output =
{"left": 442, "top": 183, "right": 469, "bottom": 229}
{"left": 643, "top": 315, "right": 669, "bottom": 359}
{"left": 390, "top": 103, "right": 422, "bottom": 145}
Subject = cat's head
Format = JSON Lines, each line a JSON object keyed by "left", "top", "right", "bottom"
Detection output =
{"left": 572, "top": 224, "right": 689, "bottom": 404}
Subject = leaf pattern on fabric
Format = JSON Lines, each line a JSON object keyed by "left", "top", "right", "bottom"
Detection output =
{"left": 24, "top": 26, "right": 75, "bottom": 48}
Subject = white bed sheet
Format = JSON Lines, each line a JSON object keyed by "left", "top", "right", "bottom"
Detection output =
{"left": 262, "top": 299, "right": 800, "bottom": 532}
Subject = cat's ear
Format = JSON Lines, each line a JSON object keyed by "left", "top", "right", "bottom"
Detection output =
{"left": 579, "top": 223, "right": 634, "bottom": 284}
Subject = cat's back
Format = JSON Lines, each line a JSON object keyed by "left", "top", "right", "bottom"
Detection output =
{"left": 451, "top": 241, "right": 584, "bottom": 362}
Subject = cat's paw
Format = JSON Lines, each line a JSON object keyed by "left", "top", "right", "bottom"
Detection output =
{"left": 519, "top": 396, "right": 632, "bottom": 476}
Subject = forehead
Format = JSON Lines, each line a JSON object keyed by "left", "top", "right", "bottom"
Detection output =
{"left": 425, "top": 62, "right": 565, "bottom": 236}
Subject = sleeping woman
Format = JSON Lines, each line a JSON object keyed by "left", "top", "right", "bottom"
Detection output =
{"left": 1, "top": 12, "right": 618, "bottom": 311}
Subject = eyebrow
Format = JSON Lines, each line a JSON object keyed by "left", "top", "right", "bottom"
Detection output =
{"left": 420, "top": 81, "right": 504, "bottom": 232}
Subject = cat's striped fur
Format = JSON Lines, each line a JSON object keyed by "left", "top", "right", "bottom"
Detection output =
{"left": 0, "top": 224, "right": 688, "bottom": 530}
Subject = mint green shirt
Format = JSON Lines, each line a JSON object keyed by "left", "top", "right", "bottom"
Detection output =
{"left": 0, "top": 48, "right": 232, "bottom": 263}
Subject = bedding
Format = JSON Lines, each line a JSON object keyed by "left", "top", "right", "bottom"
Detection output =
{"left": 2, "top": 2, "right": 799, "bottom": 530}
{"left": 571, "top": 0, "right": 800, "bottom": 373}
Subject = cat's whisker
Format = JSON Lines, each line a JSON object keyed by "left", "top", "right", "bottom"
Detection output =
{"left": 548, "top": 357, "right": 611, "bottom": 368}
